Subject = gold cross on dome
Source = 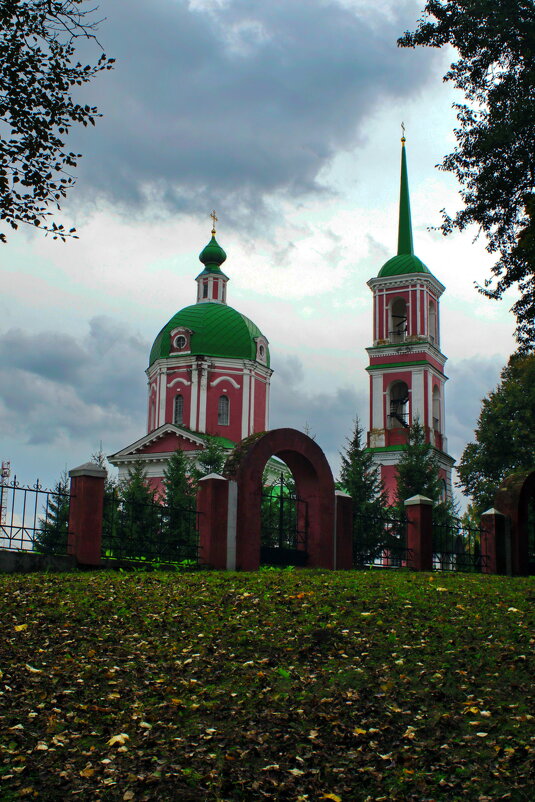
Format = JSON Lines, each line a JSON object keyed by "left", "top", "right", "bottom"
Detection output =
{"left": 401, "top": 121, "right": 406, "bottom": 142}
{"left": 210, "top": 209, "right": 218, "bottom": 234}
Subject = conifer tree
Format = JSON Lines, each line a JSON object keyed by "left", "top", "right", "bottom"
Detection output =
{"left": 118, "top": 461, "right": 157, "bottom": 559}
{"left": 339, "top": 418, "right": 386, "bottom": 515}
{"left": 338, "top": 418, "right": 393, "bottom": 561}
{"left": 191, "top": 436, "right": 227, "bottom": 483}
{"left": 162, "top": 450, "right": 197, "bottom": 561}
{"left": 35, "top": 472, "right": 70, "bottom": 555}
{"left": 394, "top": 419, "right": 456, "bottom": 530}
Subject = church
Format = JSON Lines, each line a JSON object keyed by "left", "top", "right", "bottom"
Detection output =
{"left": 108, "top": 213, "right": 272, "bottom": 492}
{"left": 109, "top": 139, "right": 454, "bottom": 501}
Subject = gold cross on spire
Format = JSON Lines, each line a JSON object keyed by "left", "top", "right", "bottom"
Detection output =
{"left": 210, "top": 209, "right": 218, "bottom": 235}
{"left": 401, "top": 121, "right": 406, "bottom": 143}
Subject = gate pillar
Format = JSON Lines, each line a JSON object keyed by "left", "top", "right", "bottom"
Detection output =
{"left": 197, "top": 474, "right": 236, "bottom": 570}
{"left": 68, "top": 462, "right": 106, "bottom": 566}
{"left": 480, "top": 508, "right": 510, "bottom": 575}
{"left": 404, "top": 495, "right": 433, "bottom": 571}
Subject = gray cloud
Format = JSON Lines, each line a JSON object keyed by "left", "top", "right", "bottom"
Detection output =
{"left": 446, "top": 355, "right": 504, "bottom": 463}
{"left": 70, "top": 0, "right": 436, "bottom": 224}
{"left": 270, "top": 355, "right": 367, "bottom": 476}
{"left": 0, "top": 318, "right": 148, "bottom": 448}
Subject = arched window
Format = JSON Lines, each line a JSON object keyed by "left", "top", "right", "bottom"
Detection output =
{"left": 389, "top": 381, "right": 409, "bottom": 428}
{"left": 429, "top": 300, "right": 437, "bottom": 345}
{"left": 390, "top": 298, "right": 407, "bottom": 343}
{"left": 174, "top": 394, "right": 184, "bottom": 426}
{"left": 218, "top": 394, "right": 229, "bottom": 426}
{"left": 432, "top": 386, "right": 440, "bottom": 432}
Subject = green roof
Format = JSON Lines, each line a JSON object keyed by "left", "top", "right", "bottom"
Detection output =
{"left": 198, "top": 234, "right": 227, "bottom": 275}
{"left": 378, "top": 253, "right": 430, "bottom": 277}
{"left": 378, "top": 139, "right": 432, "bottom": 279}
{"left": 149, "top": 302, "right": 269, "bottom": 367}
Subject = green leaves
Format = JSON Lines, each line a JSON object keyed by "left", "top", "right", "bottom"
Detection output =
{"left": 0, "top": 1, "right": 114, "bottom": 241}
{"left": 399, "top": 0, "right": 535, "bottom": 350}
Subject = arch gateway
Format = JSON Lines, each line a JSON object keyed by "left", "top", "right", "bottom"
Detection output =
{"left": 196, "top": 429, "right": 353, "bottom": 571}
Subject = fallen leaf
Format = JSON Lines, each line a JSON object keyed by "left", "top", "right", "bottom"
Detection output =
{"left": 107, "top": 733, "right": 130, "bottom": 746}
{"left": 14, "top": 624, "right": 28, "bottom": 632}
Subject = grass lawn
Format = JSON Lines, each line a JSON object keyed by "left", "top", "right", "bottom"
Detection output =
{"left": 1, "top": 569, "right": 534, "bottom": 801}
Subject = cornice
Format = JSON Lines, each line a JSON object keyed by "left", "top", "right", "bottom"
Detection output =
{"left": 367, "top": 272, "right": 445, "bottom": 297}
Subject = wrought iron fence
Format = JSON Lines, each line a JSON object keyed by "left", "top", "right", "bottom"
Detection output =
{"left": 432, "top": 517, "right": 486, "bottom": 572}
{"left": 353, "top": 508, "right": 411, "bottom": 568}
{"left": 102, "top": 493, "right": 199, "bottom": 565}
{"left": 260, "top": 474, "right": 308, "bottom": 566}
{"left": 0, "top": 478, "right": 71, "bottom": 554}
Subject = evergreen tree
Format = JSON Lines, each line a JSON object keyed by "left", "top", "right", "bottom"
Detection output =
{"left": 339, "top": 418, "right": 386, "bottom": 515}
{"left": 162, "top": 450, "right": 197, "bottom": 561}
{"left": 91, "top": 449, "right": 119, "bottom": 557}
{"left": 191, "top": 436, "right": 228, "bottom": 483}
{"left": 117, "top": 461, "right": 158, "bottom": 559}
{"left": 394, "top": 419, "right": 457, "bottom": 533}
{"left": 394, "top": 420, "right": 442, "bottom": 508}
{"left": 338, "top": 418, "right": 394, "bottom": 562}
{"left": 34, "top": 472, "right": 70, "bottom": 555}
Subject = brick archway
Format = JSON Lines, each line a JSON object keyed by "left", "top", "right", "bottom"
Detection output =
{"left": 224, "top": 428, "right": 337, "bottom": 571}
{"left": 495, "top": 469, "right": 535, "bottom": 575}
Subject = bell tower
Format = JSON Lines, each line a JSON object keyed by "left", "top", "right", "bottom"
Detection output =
{"left": 366, "top": 135, "right": 454, "bottom": 501}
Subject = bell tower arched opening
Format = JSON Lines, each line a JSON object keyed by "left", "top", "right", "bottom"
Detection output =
{"left": 389, "top": 381, "right": 409, "bottom": 428}
{"left": 389, "top": 297, "right": 407, "bottom": 343}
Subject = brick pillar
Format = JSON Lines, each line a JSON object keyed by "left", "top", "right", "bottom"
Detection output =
{"left": 480, "top": 508, "right": 509, "bottom": 575}
{"left": 68, "top": 462, "right": 106, "bottom": 567}
{"left": 197, "top": 473, "right": 230, "bottom": 570}
{"left": 334, "top": 491, "right": 353, "bottom": 569}
{"left": 404, "top": 495, "right": 433, "bottom": 571}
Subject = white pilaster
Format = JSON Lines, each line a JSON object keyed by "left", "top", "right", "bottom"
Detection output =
{"left": 411, "top": 368, "right": 425, "bottom": 423}
{"left": 371, "top": 372, "right": 383, "bottom": 429}
{"left": 158, "top": 369, "right": 167, "bottom": 428}
{"left": 190, "top": 363, "right": 199, "bottom": 431}
{"left": 198, "top": 361, "right": 208, "bottom": 433}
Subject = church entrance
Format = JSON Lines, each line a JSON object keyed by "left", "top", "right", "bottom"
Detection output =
{"left": 260, "top": 472, "right": 308, "bottom": 566}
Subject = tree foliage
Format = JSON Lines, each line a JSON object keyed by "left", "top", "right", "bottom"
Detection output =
{"left": 394, "top": 419, "right": 455, "bottom": 528}
{"left": 399, "top": 1, "right": 535, "bottom": 350}
{"left": 0, "top": 0, "right": 114, "bottom": 242}
{"left": 162, "top": 450, "right": 198, "bottom": 560}
{"left": 191, "top": 436, "right": 228, "bottom": 483}
{"left": 394, "top": 420, "right": 442, "bottom": 507}
{"left": 35, "top": 471, "right": 70, "bottom": 555}
{"left": 338, "top": 418, "right": 385, "bottom": 515}
{"left": 457, "top": 351, "right": 535, "bottom": 513}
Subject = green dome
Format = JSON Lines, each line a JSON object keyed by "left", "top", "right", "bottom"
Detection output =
{"left": 198, "top": 234, "right": 227, "bottom": 271}
{"left": 378, "top": 253, "right": 431, "bottom": 278}
{"left": 149, "top": 302, "right": 269, "bottom": 367}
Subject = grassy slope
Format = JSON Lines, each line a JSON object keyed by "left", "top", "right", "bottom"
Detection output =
{"left": 1, "top": 570, "right": 534, "bottom": 801}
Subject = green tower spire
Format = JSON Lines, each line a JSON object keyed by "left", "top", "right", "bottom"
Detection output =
{"left": 397, "top": 135, "right": 414, "bottom": 256}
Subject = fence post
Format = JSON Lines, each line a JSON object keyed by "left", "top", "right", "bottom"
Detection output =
{"left": 480, "top": 508, "right": 508, "bottom": 575}
{"left": 68, "top": 462, "right": 106, "bottom": 567}
{"left": 404, "top": 495, "right": 433, "bottom": 571}
{"left": 197, "top": 473, "right": 230, "bottom": 569}
{"left": 334, "top": 491, "right": 353, "bottom": 569}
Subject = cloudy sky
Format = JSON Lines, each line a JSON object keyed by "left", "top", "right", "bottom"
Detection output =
{"left": 1, "top": 0, "right": 517, "bottom": 499}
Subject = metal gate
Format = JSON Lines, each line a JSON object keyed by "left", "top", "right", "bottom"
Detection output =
{"left": 260, "top": 474, "right": 308, "bottom": 566}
